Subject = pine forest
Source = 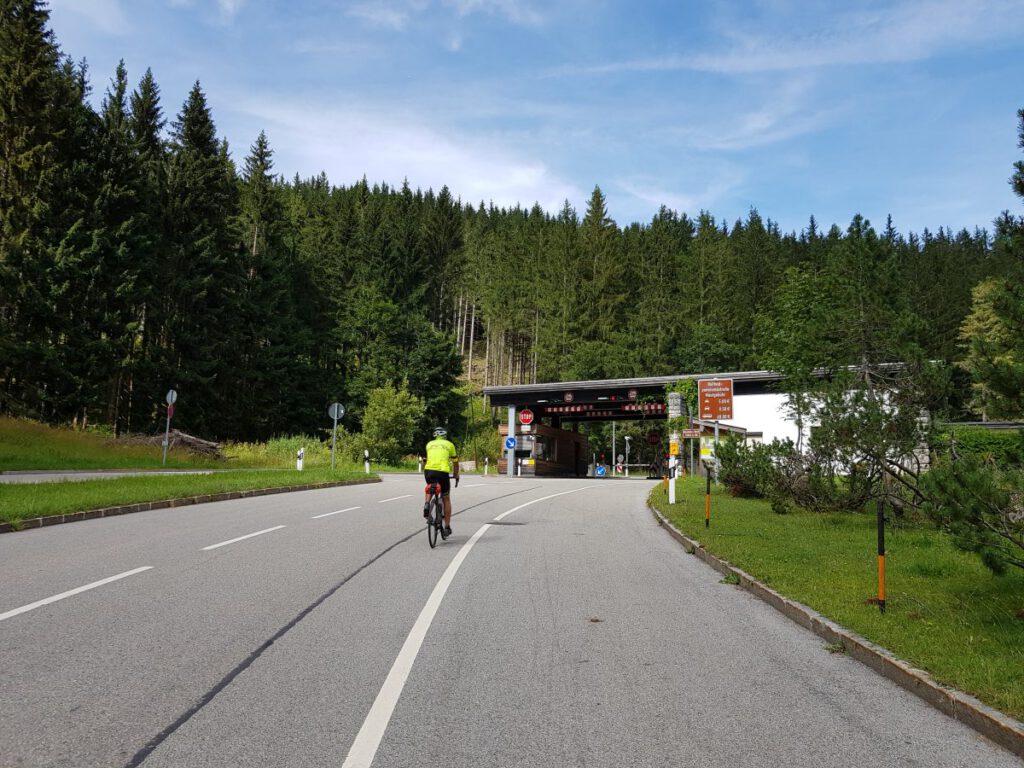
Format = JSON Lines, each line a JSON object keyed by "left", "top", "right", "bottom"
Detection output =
{"left": 2, "top": 2, "right": 1023, "bottom": 445}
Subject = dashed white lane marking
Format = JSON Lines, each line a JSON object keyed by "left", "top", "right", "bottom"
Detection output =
{"left": 460, "top": 483, "right": 486, "bottom": 487}
{"left": 0, "top": 567, "right": 153, "bottom": 622}
{"left": 313, "top": 506, "right": 361, "bottom": 519}
{"left": 340, "top": 485, "right": 592, "bottom": 768}
{"left": 202, "top": 526, "right": 286, "bottom": 551}
{"left": 377, "top": 495, "right": 412, "bottom": 504}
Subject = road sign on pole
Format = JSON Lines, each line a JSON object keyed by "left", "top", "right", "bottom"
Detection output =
{"left": 162, "top": 389, "right": 177, "bottom": 466}
{"left": 518, "top": 408, "right": 534, "bottom": 425}
{"left": 505, "top": 436, "right": 516, "bottom": 450}
{"left": 328, "top": 402, "right": 345, "bottom": 471}
{"left": 698, "top": 379, "right": 733, "bottom": 420}
{"left": 596, "top": 465, "right": 607, "bottom": 477}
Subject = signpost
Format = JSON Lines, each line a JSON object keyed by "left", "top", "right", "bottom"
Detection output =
{"left": 667, "top": 392, "right": 682, "bottom": 504}
{"left": 697, "top": 378, "right": 733, "bottom": 420}
{"left": 162, "top": 389, "right": 177, "bottom": 466}
{"left": 624, "top": 436, "right": 631, "bottom": 477}
{"left": 698, "top": 379, "right": 733, "bottom": 484}
{"left": 328, "top": 402, "right": 345, "bottom": 470}
{"left": 507, "top": 407, "right": 516, "bottom": 477}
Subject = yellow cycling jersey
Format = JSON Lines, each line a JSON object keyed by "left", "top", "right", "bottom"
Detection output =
{"left": 424, "top": 438, "right": 458, "bottom": 472}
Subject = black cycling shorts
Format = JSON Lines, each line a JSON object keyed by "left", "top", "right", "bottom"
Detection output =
{"left": 424, "top": 470, "right": 451, "bottom": 496}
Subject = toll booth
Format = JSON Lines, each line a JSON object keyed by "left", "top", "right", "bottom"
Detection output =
{"left": 498, "top": 423, "right": 589, "bottom": 477}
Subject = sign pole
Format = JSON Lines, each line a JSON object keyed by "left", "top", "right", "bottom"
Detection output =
{"left": 507, "top": 406, "right": 515, "bottom": 477}
{"left": 714, "top": 419, "right": 720, "bottom": 484}
{"left": 667, "top": 392, "right": 682, "bottom": 505}
{"left": 162, "top": 389, "right": 177, "bottom": 466}
{"left": 162, "top": 410, "right": 171, "bottom": 466}
{"left": 331, "top": 413, "right": 338, "bottom": 471}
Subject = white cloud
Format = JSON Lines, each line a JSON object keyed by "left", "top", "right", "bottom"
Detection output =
{"left": 346, "top": 1, "right": 418, "bottom": 30}
{"left": 679, "top": 77, "right": 840, "bottom": 151}
{"left": 617, "top": 167, "right": 746, "bottom": 218}
{"left": 559, "top": 0, "right": 1024, "bottom": 76}
{"left": 217, "top": 0, "right": 245, "bottom": 19}
{"left": 236, "top": 96, "right": 582, "bottom": 212}
{"left": 51, "top": 0, "right": 130, "bottom": 35}
{"left": 444, "top": 0, "right": 545, "bottom": 26}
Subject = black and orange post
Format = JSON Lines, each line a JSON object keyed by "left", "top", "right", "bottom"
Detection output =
{"left": 705, "top": 468, "right": 711, "bottom": 528}
{"left": 876, "top": 499, "right": 886, "bottom": 613}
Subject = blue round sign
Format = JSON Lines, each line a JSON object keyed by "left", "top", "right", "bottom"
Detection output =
{"left": 595, "top": 465, "right": 607, "bottom": 477}
{"left": 505, "top": 437, "right": 516, "bottom": 450}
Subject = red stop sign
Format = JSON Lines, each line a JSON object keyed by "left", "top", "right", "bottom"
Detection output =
{"left": 646, "top": 430, "right": 660, "bottom": 445}
{"left": 519, "top": 408, "right": 535, "bottom": 425}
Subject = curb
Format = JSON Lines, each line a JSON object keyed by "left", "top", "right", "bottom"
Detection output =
{"left": 648, "top": 501, "right": 1024, "bottom": 760}
{"left": 0, "top": 478, "right": 382, "bottom": 534}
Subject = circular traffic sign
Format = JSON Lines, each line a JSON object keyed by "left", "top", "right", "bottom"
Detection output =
{"left": 166, "top": 389, "right": 177, "bottom": 405}
{"left": 505, "top": 437, "right": 516, "bottom": 450}
{"left": 328, "top": 402, "right": 345, "bottom": 420}
{"left": 595, "top": 465, "right": 607, "bottom": 477}
{"left": 564, "top": 392, "right": 574, "bottom": 403}
{"left": 519, "top": 408, "right": 534, "bottom": 425}
{"left": 628, "top": 389, "right": 638, "bottom": 401}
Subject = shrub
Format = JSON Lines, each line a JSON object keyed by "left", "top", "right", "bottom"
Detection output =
{"left": 362, "top": 384, "right": 425, "bottom": 466}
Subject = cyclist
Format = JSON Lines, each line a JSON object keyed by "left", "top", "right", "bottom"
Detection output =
{"left": 423, "top": 427, "right": 459, "bottom": 536}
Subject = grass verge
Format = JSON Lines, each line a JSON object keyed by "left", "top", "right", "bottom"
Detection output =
{"left": 0, "top": 468, "right": 373, "bottom": 526}
{"left": 0, "top": 417, "right": 223, "bottom": 471}
{"left": 651, "top": 477, "right": 1024, "bottom": 721}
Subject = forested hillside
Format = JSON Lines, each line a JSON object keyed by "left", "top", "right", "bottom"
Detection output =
{"left": 2, "top": 2, "right": 1022, "bottom": 441}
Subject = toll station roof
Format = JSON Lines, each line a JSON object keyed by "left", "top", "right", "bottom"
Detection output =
{"left": 483, "top": 369, "right": 786, "bottom": 421}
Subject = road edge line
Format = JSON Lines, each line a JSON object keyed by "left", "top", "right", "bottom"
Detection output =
{"left": 0, "top": 478, "right": 383, "bottom": 534}
{"left": 648, "top": 500, "right": 1024, "bottom": 760}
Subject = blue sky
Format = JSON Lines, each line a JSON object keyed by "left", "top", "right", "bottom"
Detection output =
{"left": 49, "top": 0, "right": 1024, "bottom": 235}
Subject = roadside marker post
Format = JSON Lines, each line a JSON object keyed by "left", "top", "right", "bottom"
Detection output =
{"left": 705, "top": 466, "right": 712, "bottom": 528}
{"left": 877, "top": 499, "right": 887, "bottom": 613}
{"left": 364, "top": 449, "right": 370, "bottom": 475}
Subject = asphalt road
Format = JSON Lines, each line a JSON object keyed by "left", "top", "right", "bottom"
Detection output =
{"left": 0, "top": 476, "right": 1019, "bottom": 767}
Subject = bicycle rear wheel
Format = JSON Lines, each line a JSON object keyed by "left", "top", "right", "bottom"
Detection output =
{"left": 427, "top": 497, "right": 440, "bottom": 548}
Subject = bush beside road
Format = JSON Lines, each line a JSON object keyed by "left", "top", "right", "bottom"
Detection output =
{"left": 651, "top": 477, "right": 1024, "bottom": 721}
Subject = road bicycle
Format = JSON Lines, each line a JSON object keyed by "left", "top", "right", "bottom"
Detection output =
{"left": 425, "top": 482, "right": 449, "bottom": 548}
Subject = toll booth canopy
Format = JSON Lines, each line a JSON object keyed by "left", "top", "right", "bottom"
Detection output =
{"left": 484, "top": 371, "right": 779, "bottom": 477}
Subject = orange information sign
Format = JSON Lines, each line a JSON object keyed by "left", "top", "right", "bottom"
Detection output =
{"left": 698, "top": 378, "right": 733, "bottom": 420}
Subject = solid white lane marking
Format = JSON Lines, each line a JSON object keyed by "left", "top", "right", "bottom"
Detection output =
{"left": 377, "top": 495, "right": 412, "bottom": 503}
{"left": 340, "top": 485, "right": 594, "bottom": 768}
{"left": 313, "top": 506, "right": 361, "bottom": 519}
{"left": 202, "top": 526, "right": 285, "bottom": 550}
{"left": 461, "top": 483, "right": 486, "bottom": 488}
{"left": 493, "top": 485, "right": 592, "bottom": 522}
{"left": 0, "top": 567, "right": 153, "bottom": 622}
{"left": 341, "top": 523, "right": 491, "bottom": 768}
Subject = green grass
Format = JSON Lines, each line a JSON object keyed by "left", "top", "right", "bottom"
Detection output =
{"left": 0, "top": 417, "right": 224, "bottom": 470}
{"left": 0, "top": 467, "right": 373, "bottom": 525}
{"left": 651, "top": 477, "right": 1024, "bottom": 721}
